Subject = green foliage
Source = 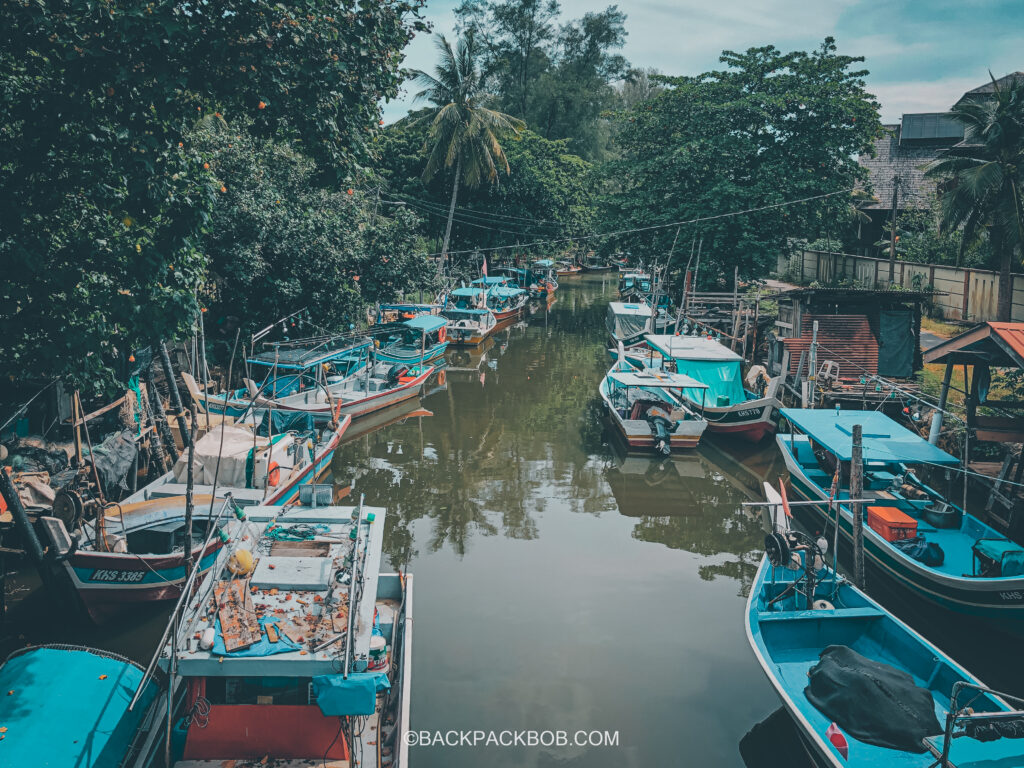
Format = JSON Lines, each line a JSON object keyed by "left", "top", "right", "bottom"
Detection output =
{"left": 374, "top": 119, "right": 596, "bottom": 260}
{"left": 196, "top": 125, "right": 434, "bottom": 336}
{"left": 925, "top": 74, "right": 1024, "bottom": 319}
{"left": 0, "top": 0, "right": 424, "bottom": 395}
{"left": 453, "top": 0, "right": 629, "bottom": 160}
{"left": 601, "top": 39, "right": 882, "bottom": 286}
{"left": 893, "top": 203, "right": 991, "bottom": 268}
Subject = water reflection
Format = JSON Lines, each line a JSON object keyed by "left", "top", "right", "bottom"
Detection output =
{"left": 328, "top": 275, "right": 780, "bottom": 767}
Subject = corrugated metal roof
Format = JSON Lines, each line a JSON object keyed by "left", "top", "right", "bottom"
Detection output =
{"left": 900, "top": 113, "right": 963, "bottom": 143}
{"left": 923, "top": 322, "right": 1024, "bottom": 368}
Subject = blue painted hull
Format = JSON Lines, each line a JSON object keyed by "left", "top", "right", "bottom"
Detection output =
{"left": 375, "top": 341, "right": 449, "bottom": 365}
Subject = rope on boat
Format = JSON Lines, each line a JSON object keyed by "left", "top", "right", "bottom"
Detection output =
{"left": 265, "top": 522, "right": 330, "bottom": 541}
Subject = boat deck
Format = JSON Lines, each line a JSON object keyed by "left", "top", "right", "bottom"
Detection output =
{"left": 174, "top": 504, "right": 386, "bottom": 677}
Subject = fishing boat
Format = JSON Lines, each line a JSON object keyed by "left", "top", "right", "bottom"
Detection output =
{"left": 251, "top": 362, "right": 435, "bottom": 421}
{"left": 638, "top": 334, "right": 781, "bottom": 442}
{"left": 0, "top": 644, "right": 162, "bottom": 767}
{"left": 556, "top": 260, "right": 582, "bottom": 277}
{"left": 605, "top": 301, "right": 676, "bottom": 346}
{"left": 485, "top": 285, "right": 529, "bottom": 321}
{"left": 441, "top": 287, "right": 500, "bottom": 346}
{"left": 618, "top": 270, "right": 652, "bottom": 300}
{"left": 195, "top": 337, "right": 371, "bottom": 417}
{"left": 530, "top": 259, "right": 559, "bottom": 296}
{"left": 778, "top": 408, "right": 1024, "bottom": 628}
{"left": 59, "top": 415, "right": 352, "bottom": 621}
{"left": 582, "top": 262, "right": 615, "bottom": 273}
{"left": 746, "top": 483, "right": 1024, "bottom": 768}
{"left": 374, "top": 302, "right": 441, "bottom": 325}
{"left": 128, "top": 499, "right": 413, "bottom": 768}
{"left": 599, "top": 357, "right": 708, "bottom": 455}
{"left": 375, "top": 314, "right": 449, "bottom": 365}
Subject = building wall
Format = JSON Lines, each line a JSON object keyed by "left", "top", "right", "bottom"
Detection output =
{"left": 777, "top": 250, "right": 1024, "bottom": 322}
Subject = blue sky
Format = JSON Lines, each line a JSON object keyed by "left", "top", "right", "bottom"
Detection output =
{"left": 383, "top": 0, "right": 1023, "bottom": 124}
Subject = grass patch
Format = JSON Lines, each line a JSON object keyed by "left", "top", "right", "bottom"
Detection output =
{"left": 921, "top": 316, "right": 963, "bottom": 339}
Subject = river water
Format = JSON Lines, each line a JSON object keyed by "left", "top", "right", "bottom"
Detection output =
{"left": 7, "top": 274, "right": 1019, "bottom": 766}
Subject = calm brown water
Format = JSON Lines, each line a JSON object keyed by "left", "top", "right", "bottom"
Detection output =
{"left": 6, "top": 275, "right": 1018, "bottom": 767}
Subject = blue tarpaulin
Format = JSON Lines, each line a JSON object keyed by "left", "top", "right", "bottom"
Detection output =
{"left": 676, "top": 358, "right": 745, "bottom": 406}
{"left": 313, "top": 672, "right": 392, "bottom": 716}
{"left": 781, "top": 409, "right": 960, "bottom": 466}
{"left": 212, "top": 616, "right": 302, "bottom": 657}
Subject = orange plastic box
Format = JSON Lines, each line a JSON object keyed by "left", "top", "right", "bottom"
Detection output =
{"left": 866, "top": 505, "right": 918, "bottom": 542}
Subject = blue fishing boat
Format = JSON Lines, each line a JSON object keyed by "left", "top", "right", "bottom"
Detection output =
{"left": 376, "top": 314, "right": 449, "bottom": 365}
{"left": 633, "top": 334, "right": 781, "bottom": 442}
{"left": 442, "top": 287, "right": 499, "bottom": 345}
{"left": 374, "top": 302, "right": 441, "bottom": 325}
{"left": 747, "top": 484, "right": 1024, "bottom": 768}
{"left": 778, "top": 408, "right": 1024, "bottom": 629}
{"left": 530, "top": 259, "right": 559, "bottom": 296}
{"left": 469, "top": 275, "right": 510, "bottom": 289}
{"left": 485, "top": 284, "right": 529, "bottom": 321}
{"left": 0, "top": 644, "right": 160, "bottom": 767}
{"left": 192, "top": 336, "right": 371, "bottom": 417}
{"left": 618, "top": 269, "right": 652, "bottom": 300}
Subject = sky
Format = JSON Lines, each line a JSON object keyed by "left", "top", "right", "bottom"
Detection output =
{"left": 382, "top": 0, "right": 1023, "bottom": 124}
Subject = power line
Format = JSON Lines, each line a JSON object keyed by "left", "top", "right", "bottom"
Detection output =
{"left": 408, "top": 186, "right": 859, "bottom": 260}
{"left": 391, "top": 196, "right": 557, "bottom": 238}
{"left": 389, "top": 192, "right": 572, "bottom": 227}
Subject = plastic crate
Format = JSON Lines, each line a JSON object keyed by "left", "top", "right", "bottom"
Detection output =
{"left": 867, "top": 505, "right": 918, "bottom": 542}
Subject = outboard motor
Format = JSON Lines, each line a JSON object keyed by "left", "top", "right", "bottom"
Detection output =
{"left": 386, "top": 364, "right": 410, "bottom": 384}
{"left": 645, "top": 405, "right": 677, "bottom": 457}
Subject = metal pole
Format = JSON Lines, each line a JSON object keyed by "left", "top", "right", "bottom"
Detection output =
{"left": 809, "top": 320, "right": 819, "bottom": 408}
{"left": 929, "top": 362, "right": 953, "bottom": 444}
{"left": 888, "top": 175, "right": 900, "bottom": 284}
{"left": 343, "top": 494, "right": 366, "bottom": 679}
{"left": 198, "top": 310, "right": 210, "bottom": 433}
{"left": 184, "top": 406, "right": 197, "bottom": 581}
{"left": 851, "top": 424, "right": 865, "bottom": 589}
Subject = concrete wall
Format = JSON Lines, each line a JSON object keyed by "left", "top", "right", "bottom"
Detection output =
{"left": 776, "top": 250, "right": 1024, "bottom": 322}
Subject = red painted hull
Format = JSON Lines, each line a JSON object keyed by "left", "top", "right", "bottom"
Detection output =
{"left": 704, "top": 418, "right": 776, "bottom": 443}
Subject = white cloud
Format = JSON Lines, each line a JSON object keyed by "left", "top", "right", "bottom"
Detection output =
{"left": 868, "top": 76, "right": 990, "bottom": 122}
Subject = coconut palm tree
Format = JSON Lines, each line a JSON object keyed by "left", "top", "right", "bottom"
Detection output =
{"left": 926, "top": 74, "right": 1024, "bottom": 321}
{"left": 411, "top": 32, "right": 524, "bottom": 275}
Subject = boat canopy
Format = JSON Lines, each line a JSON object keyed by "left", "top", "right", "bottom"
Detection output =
{"left": 644, "top": 335, "right": 745, "bottom": 405}
{"left": 404, "top": 314, "right": 447, "bottom": 332}
{"left": 378, "top": 303, "right": 436, "bottom": 313}
{"left": 443, "top": 308, "right": 491, "bottom": 317}
{"left": 489, "top": 286, "right": 527, "bottom": 298}
{"left": 450, "top": 287, "right": 487, "bottom": 298}
{"left": 470, "top": 276, "right": 508, "bottom": 286}
{"left": 0, "top": 646, "right": 159, "bottom": 768}
{"left": 607, "top": 302, "right": 653, "bottom": 341}
{"left": 780, "top": 409, "right": 960, "bottom": 466}
{"left": 532, "top": 259, "right": 555, "bottom": 268}
{"left": 248, "top": 339, "right": 371, "bottom": 371}
{"left": 608, "top": 369, "right": 707, "bottom": 390}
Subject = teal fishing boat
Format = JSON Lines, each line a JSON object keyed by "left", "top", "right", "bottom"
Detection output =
{"left": 376, "top": 314, "right": 449, "bottom": 365}
{"left": 778, "top": 408, "right": 1024, "bottom": 629}
{"left": 194, "top": 337, "right": 370, "bottom": 417}
{"left": 485, "top": 284, "right": 529, "bottom": 321}
{"left": 747, "top": 484, "right": 1024, "bottom": 767}
{"left": 0, "top": 645, "right": 160, "bottom": 768}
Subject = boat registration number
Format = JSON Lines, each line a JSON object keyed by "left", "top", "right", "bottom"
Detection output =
{"left": 89, "top": 569, "right": 147, "bottom": 583}
{"left": 734, "top": 408, "right": 761, "bottom": 419}
{"left": 999, "top": 591, "right": 1023, "bottom": 602}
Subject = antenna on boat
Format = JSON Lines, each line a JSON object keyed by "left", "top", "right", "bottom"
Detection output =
{"left": 342, "top": 493, "right": 367, "bottom": 679}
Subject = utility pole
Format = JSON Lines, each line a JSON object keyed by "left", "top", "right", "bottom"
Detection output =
{"left": 851, "top": 423, "right": 865, "bottom": 589}
{"left": 887, "top": 175, "right": 900, "bottom": 284}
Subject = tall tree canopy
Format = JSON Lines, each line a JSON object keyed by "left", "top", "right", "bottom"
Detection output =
{"left": 0, "top": 0, "right": 425, "bottom": 394}
{"left": 410, "top": 32, "right": 524, "bottom": 269}
{"left": 601, "top": 39, "right": 881, "bottom": 283}
{"left": 452, "top": 0, "right": 628, "bottom": 160}
{"left": 926, "top": 75, "right": 1024, "bottom": 321}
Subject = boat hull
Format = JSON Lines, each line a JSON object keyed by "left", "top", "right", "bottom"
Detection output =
{"left": 272, "top": 368, "right": 433, "bottom": 419}
{"left": 67, "top": 420, "right": 347, "bottom": 622}
{"left": 694, "top": 390, "right": 779, "bottom": 443}
{"left": 778, "top": 436, "right": 1024, "bottom": 630}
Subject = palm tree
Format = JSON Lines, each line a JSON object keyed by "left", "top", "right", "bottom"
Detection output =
{"left": 926, "top": 74, "right": 1024, "bottom": 321}
{"left": 411, "top": 32, "right": 524, "bottom": 274}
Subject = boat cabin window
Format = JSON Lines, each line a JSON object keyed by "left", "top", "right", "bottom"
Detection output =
{"left": 125, "top": 519, "right": 216, "bottom": 555}
{"left": 204, "top": 676, "right": 312, "bottom": 706}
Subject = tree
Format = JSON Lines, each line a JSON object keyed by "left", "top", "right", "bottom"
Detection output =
{"left": 373, "top": 116, "right": 596, "bottom": 261}
{"left": 410, "top": 33, "right": 524, "bottom": 273}
{"left": 0, "top": 0, "right": 424, "bottom": 395}
{"left": 925, "top": 74, "right": 1024, "bottom": 321}
{"left": 601, "top": 39, "right": 881, "bottom": 283}
{"left": 196, "top": 125, "right": 433, "bottom": 336}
